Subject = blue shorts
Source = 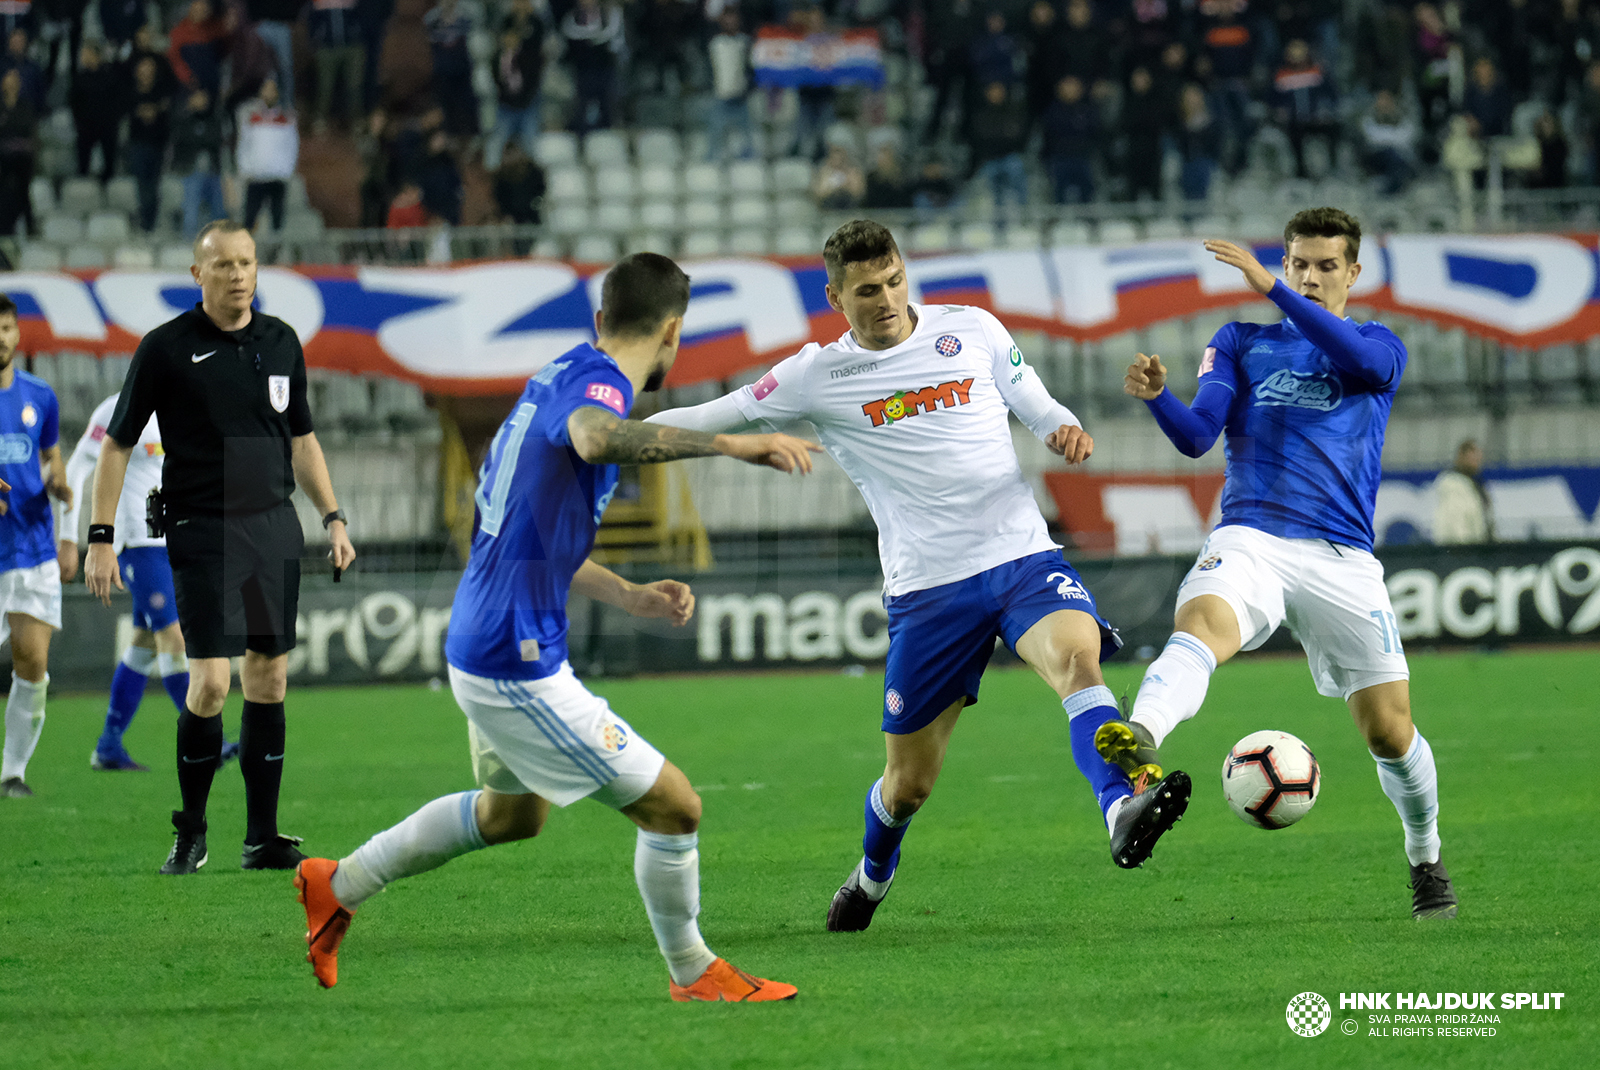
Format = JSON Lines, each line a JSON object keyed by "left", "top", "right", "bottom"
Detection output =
{"left": 880, "top": 550, "right": 1121, "bottom": 735}
{"left": 119, "top": 546, "right": 180, "bottom": 632}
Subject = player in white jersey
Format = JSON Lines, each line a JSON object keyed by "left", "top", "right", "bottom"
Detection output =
{"left": 649, "top": 221, "right": 1194, "bottom": 932}
{"left": 0, "top": 293, "right": 69, "bottom": 799}
{"left": 59, "top": 394, "right": 201, "bottom": 772}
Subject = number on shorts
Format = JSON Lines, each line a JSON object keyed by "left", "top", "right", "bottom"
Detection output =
{"left": 1370, "top": 609, "right": 1402, "bottom": 654}
{"left": 474, "top": 402, "right": 537, "bottom": 537}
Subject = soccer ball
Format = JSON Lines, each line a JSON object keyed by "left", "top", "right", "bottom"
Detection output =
{"left": 1221, "top": 730, "right": 1321, "bottom": 829}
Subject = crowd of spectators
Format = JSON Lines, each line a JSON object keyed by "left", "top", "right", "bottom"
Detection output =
{"left": 7, "top": 0, "right": 1600, "bottom": 238}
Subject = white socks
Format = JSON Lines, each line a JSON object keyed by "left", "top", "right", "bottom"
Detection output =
{"left": 332, "top": 790, "right": 489, "bottom": 910}
{"left": 634, "top": 830, "right": 717, "bottom": 986}
{"left": 1373, "top": 732, "right": 1442, "bottom": 866}
{"left": 327, "top": 794, "right": 719, "bottom": 988}
{"left": 158, "top": 651, "right": 189, "bottom": 677}
{"left": 1131, "top": 633, "right": 1217, "bottom": 747}
{"left": 122, "top": 646, "right": 158, "bottom": 675}
{"left": 1, "top": 673, "right": 48, "bottom": 782}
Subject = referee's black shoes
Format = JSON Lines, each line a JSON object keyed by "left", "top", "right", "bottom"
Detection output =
{"left": 159, "top": 811, "right": 208, "bottom": 875}
{"left": 241, "top": 833, "right": 307, "bottom": 871}
{"left": 1110, "top": 770, "right": 1191, "bottom": 869}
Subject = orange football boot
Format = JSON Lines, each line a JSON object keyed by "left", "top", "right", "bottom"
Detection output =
{"left": 294, "top": 858, "right": 354, "bottom": 988}
{"left": 669, "top": 958, "right": 798, "bottom": 1003}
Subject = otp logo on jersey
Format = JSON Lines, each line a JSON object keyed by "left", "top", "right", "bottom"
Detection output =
{"left": 861, "top": 378, "right": 975, "bottom": 427}
{"left": 600, "top": 722, "right": 630, "bottom": 753}
{"left": 935, "top": 335, "right": 962, "bottom": 357}
{"left": 585, "top": 382, "right": 626, "bottom": 415}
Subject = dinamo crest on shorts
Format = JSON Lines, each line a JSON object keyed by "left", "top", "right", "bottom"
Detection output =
{"left": 268, "top": 375, "right": 290, "bottom": 413}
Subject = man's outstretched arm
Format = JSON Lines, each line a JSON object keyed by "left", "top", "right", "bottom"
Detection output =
{"left": 1124, "top": 353, "right": 1230, "bottom": 459}
{"left": 567, "top": 406, "right": 820, "bottom": 472}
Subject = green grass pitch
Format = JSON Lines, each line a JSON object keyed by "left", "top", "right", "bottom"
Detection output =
{"left": 2, "top": 648, "right": 1595, "bottom": 1069}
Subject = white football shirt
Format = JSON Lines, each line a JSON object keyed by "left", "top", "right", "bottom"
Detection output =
{"left": 653, "top": 303, "right": 1081, "bottom": 596}
{"left": 60, "top": 393, "right": 166, "bottom": 553}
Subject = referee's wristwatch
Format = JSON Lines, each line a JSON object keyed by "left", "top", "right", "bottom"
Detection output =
{"left": 323, "top": 509, "right": 348, "bottom": 530}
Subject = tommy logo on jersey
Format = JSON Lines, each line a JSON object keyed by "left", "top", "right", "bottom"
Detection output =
{"left": 1047, "top": 571, "right": 1089, "bottom": 601}
{"left": 268, "top": 375, "right": 290, "bottom": 413}
{"left": 935, "top": 335, "right": 962, "bottom": 357}
{"left": 1254, "top": 369, "right": 1342, "bottom": 412}
{"left": 585, "top": 382, "right": 626, "bottom": 415}
{"left": 861, "top": 378, "right": 975, "bottom": 427}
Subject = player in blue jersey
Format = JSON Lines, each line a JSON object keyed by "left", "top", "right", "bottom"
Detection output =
{"left": 0, "top": 294, "right": 72, "bottom": 799}
{"left": 293, "top": 254, "right": 819, "bottom": 1000}
{"left": 1112, "top": 208, "right": 1458, "bottom": 919}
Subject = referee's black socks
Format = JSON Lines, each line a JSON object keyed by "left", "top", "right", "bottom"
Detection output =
{"left": 239, "top": 701, "right": 287, "bottom": 846}
{"left": 175, "top": 708, "right": 223, "bottom": 819}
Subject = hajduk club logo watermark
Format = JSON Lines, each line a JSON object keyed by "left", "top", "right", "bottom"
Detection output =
{"left": 1287, "top": 992, "right": 1333, "bottom": 1037}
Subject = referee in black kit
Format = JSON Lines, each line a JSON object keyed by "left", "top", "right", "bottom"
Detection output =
{"left": 86, "top": 220, "right": 356, "bottom": 875}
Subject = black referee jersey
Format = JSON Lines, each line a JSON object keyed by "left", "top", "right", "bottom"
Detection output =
{"left": 107, "top": 304, "right": 314, "bottom": 517}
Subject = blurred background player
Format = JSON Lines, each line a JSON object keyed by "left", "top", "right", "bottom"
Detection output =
{"left": 0, "top": 292, "right": 69, "bottom": 799}
{"left": 294, "top": 253, "right": 817, "bottom": 1001}
{"left": 648, "top": 221, "right": 1192, "bottom": 936}
{"left": 1117, "top": 208, "right": 1457, "bottom": 921}
{"left": 59, "top": 392, "right": 234, "bottom": 772}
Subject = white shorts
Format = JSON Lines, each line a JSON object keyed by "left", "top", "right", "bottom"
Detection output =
{"left": 1176, "top": 525, "right": 1409, "bottom": 700}
{"left": 448, "top": 662, "right": 666, "bottom": 809}
{"left": 0, "top": 560, "right": 62, "bottom": 648}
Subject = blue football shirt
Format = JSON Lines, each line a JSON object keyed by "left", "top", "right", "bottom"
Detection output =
{"left": 0, "top": 371, "right": 61, "bottom": 573}
{"left": 1200, "top": 314, "right": 1407, "bottom": 552}
{"left": 445, "top": 344, "right": 634, "bottom": 681}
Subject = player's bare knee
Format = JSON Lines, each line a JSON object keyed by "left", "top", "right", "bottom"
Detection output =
{"left": 10, "top": 654, "right": 46, "bottom": 684}
{"left": 881, "top": 774, "right": 932, "bottom": 819}
{"left": 240, "top": 654, "right": 288, "bottom": 703}
{"left": 189, "top": 679, "right": 228, "bottom": 715}
{"left": 476, "top": 792, "right": 546, "bottom": 845}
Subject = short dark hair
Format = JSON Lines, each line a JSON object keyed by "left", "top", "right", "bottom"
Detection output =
{"left": 823, "top": 219, "right": 902, "bottom": 288}
{"left": 1284, "top": 207, "right": 1361, "bottom": 264}
{"left": 599, "top": 252, "right": 691, "bottom": 339}
{"left": 0, "top": 293, "right": 16, "bottom": 319}
{"left": 193, "top": 218, "right": 252, "bottom": 260}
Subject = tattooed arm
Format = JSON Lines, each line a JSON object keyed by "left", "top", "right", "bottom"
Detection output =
{"left": 567, "top": 406, "right": 822, "bottom": 472}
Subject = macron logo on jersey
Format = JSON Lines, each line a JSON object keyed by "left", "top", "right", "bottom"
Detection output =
{"left": 585, "top": 383, "right": 626, "bottom": 415}
{"left": 1254, "top": 369, "right": 1343, "bottom": 412}
{"left": 861, "top": 378, "right": 975, "bottom": 427}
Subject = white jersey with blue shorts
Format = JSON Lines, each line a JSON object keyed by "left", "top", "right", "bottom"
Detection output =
{"left": 443, "top": 344, "right": 665, "bottom": 808}
{"left": 1145, "top": 281, "right": 1411, "bottom": 698}
{"left": 650, "top": 303, "right": 1120, "bottom": 734}
{"left": 0, "top": 371, "right": 63, "bottom": 645}
{"left": 60, "top": 394, "right": 180, "bottom": 633}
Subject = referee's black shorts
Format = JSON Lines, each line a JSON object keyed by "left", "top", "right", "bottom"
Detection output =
{"left": 167, "top": 504, "right": 305, "bottom": 659}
